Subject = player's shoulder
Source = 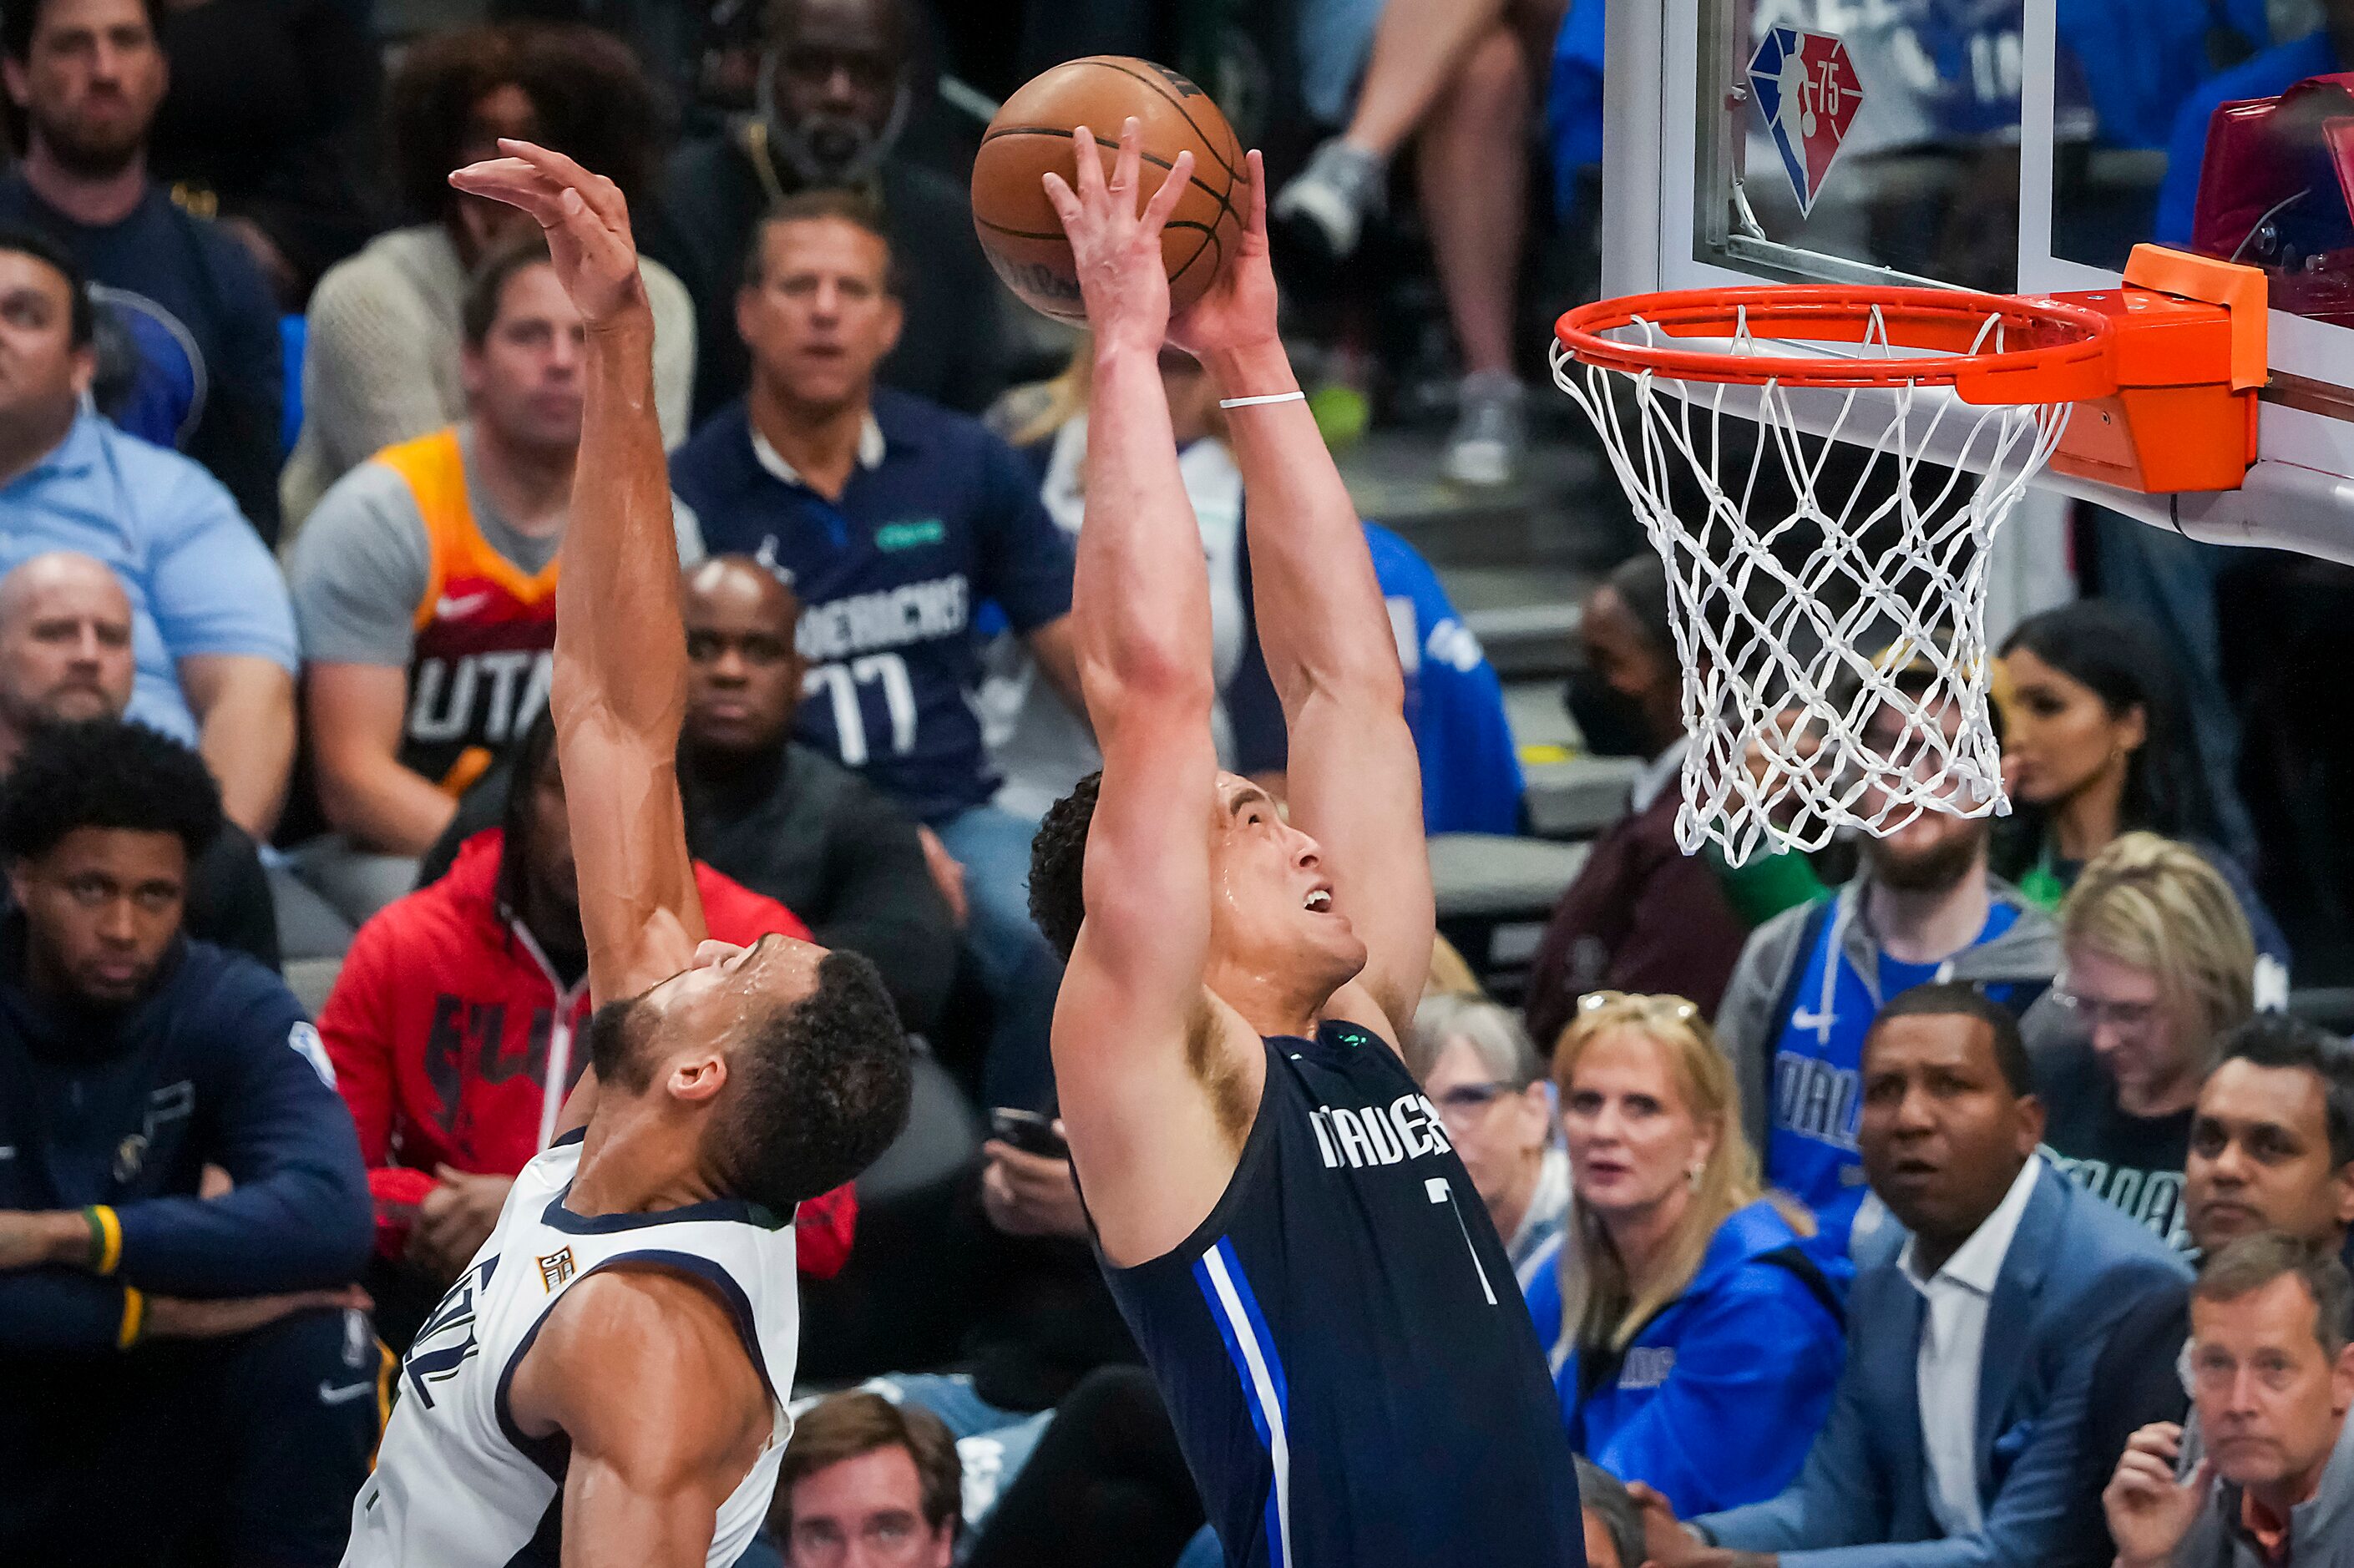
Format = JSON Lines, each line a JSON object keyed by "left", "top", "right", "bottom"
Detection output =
{"left": 519, "top": 1263, "right": 769, "bottom": 1462}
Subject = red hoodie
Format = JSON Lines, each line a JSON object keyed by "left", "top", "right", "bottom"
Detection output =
{"left": 321, "top": 829, "right": 855, "bottom": 1277}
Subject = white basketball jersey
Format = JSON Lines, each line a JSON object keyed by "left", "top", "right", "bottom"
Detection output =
{"left": 342, "top": 1130, "right": 800, "bottom": 1566}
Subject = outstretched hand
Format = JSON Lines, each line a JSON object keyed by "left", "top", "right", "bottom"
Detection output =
{"left": 1040, "top": 118, "right": 1194, "bottom": 355}
{"left": 1167, "top": 147, "right": 1278, "bottom": 362}
{"left": 449, "top": 139, "right": 647, "bottom": 331}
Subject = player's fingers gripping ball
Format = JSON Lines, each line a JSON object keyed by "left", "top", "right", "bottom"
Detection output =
{"left": 973, "top": 56, "right": 1249, "bottom": 323}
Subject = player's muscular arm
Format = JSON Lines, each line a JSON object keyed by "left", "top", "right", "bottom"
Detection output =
{"left": 512, "top": 1270, "right": 772, "bottom": 1568}
{"left": 451, "top": 142, "right": 705, "bottom": 1006}
{"left": 1170, "top": 154, "right": 1431, "bottom": 1039}
{"left": 1043, "top": 123, "right": 1257, "bottom": 1267}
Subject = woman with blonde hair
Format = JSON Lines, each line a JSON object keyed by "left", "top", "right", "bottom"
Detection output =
{"left": 2038, "top": 831, "right": 2257, "bottom": 1250}
{"left": 1521, "top": 992, "right": 1846, "bottom": 1516}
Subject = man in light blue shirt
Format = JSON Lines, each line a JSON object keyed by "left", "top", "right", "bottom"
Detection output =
{"left": 0, "top": 227, "right": 296, "bottom": 836}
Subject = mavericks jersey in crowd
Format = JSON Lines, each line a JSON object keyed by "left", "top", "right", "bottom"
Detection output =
{"left": 373, "top": 428, "right": 559, "bottom": 796}
{"left": 667, "top": 389, "right": 1075, "bottom": 823}
{"left": 1100, "top": 1022, "right": 1586, "bottom": 1567}
{"left": 344, "top": 1130, "right": 798, "bottom": 1566}
{"left": 1767, "top": 895, "right": 2033, "bottom": 1250}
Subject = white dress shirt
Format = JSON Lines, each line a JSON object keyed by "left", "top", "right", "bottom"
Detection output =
{"left": 1897, "top": 1156, "right": 2043, "bottom": 1537}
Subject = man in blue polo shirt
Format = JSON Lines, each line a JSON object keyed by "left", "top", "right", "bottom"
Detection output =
{"left": 671, "top": 186, "right": 1081, "bottom": 1111}
{"left": 0, "top": 225, "right": 296, "bottom": 841}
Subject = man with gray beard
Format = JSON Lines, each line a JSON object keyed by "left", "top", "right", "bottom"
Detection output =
{"left": 1714, "top": 665, "right": 2062, "bottom": 1257}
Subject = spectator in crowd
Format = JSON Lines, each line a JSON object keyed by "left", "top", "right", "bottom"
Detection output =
{"left": 1526, "top": 554, "right": 1750, "bottom": 1048}
{"left": 1717, "top": 668, "right": 2061, "bottom": 1254}
{"left": 319, "top": 707, "right": 843, "bottom": 1349}
{"left": 0, "top": 226, "right": 298, "bottom": 840}
{"left": 0, "top": 551, "right": 278, "bottom": 968}
{"left": 1525, "top": 990, "right": 1846, "bottom": 1516}
{"left": 2103, "top": 1235, "right": 2354, "bottom": 1568}
{"left": 1404, "top": 991, "right": 1568, "bottom": 1284}
{"left": 1639, "top": 984, "right": 2193, "bottom": 1567}
{"left": 2038, "top": 832, "right": 2257, "bottom": 1248}
{"left": 771, "top": 1390, "right": 962, "bottom": 1568}
{"left": 281, "top": 22, "right": 694, "bottom": 528}
{"left": 0, "top": 0, "right": 284, "bottom": 542}
{"left": 1996, "top": 599, "right": 2284, "bottom": 966}
{"left": 2073, "top": 1014, "right": 2354, "bottom": 1561}
{"left": 670, "top": 190, "right": 1079, "bottom": 1112}
{"left": 420, "top": 554, "right": 959, "bottom": 1036}
{"left": 290, "top": 236, "right": 703, "bottom": 930}
{"left": 1273, "top": 0, "right": 1567, "bottom": 485}
{"left": 147, "top": 0, "right": 383, "bottom": 308}
{"left": 0, "top": 717, "right": 374, "bottom": 1565}
{"left": 990, "top": 345, "right": 1521, "bottom": 834}
{"left": 648, "top": 0, "right": 1011, "bottom": 423}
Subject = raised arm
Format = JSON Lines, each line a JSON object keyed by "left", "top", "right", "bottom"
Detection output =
{"left": 1040, "top": 124, "right": 1239, "bottom": 1267}
{"left": 1168, "top": 156, "right": 1431, "bottom": 1039}
{"left": 450, "top": 142, "right": 704, "bottom": 1005}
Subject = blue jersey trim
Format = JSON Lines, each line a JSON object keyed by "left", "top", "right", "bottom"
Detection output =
{"left": 1195, "top": 1237, "right": 1293, "bottom": 1567}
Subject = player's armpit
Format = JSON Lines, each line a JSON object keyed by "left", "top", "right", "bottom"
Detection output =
{"left": 511, "top": 1268, "right": 772, "bottom": 1568}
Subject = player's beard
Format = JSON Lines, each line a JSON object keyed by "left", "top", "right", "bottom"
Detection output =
{"left": 585, "top": 994, "right": 656, "bottom": 1093}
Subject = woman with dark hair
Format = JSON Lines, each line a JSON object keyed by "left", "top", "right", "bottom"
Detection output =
{"left": 1994, "top": 599, "right": 2287, "bottom": 965}
{"left": 280, "top": 23, "right": 696, "bottom": 529}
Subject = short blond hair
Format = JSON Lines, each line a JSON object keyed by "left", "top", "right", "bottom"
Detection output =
{"left": 2062, "top": 832, "right": 2255, "bottom": 1064}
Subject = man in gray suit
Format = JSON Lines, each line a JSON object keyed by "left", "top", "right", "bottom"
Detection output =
{"left": 1638, "top": 982, "right": 2192, "bottom": 1567}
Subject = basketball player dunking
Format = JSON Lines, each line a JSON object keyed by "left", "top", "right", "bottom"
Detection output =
{"left": 1026, "top": 122, "right": 1585, "bottom": 1565}
{"left": 341, "top": 143, "right": 911, "bottom": 1567}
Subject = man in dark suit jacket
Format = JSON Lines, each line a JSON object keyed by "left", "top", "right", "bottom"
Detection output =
{"left": 1526, "top": 553, "right": 1747, "bottom": 1049}
{"left": 1640, "top": 983, "right": 2192, "bottom": 1568}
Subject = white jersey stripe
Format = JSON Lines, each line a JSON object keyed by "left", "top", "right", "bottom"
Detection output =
{"left": 1202, "top": 1242, "right": 1293, "bottom": 1568}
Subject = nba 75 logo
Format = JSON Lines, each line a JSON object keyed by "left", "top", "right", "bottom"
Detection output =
{"left": 1748, "top": 26, "right": 1863, "bottom": 216}
{"left": 537, "top": 1248, "right": 576, "bottom": 1292}
{"left": 404, "top": 1256, "right": 498, "bottom": 1409}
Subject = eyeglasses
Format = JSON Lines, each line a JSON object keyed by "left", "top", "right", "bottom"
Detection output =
{"left": 2052, "top": 987, "right": 2159, "bottom": 1031}
{"left": 1432, "top": 1080, "right": 1516, "bottom": 1117}
{"left": 790, "top": 1513, "right": 931, "bottom": 1566}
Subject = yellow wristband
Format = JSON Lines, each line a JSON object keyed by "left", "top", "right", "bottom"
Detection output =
{"left": 86, "top": 1206, "right": 122, "bottom": 1275}
{"left": 116, "top": 1287, "right": 144, "bottom": 1349}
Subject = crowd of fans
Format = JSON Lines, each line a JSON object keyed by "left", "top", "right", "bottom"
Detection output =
{"left": 0, "top": 0, "right": 2352, "bottom": 1565}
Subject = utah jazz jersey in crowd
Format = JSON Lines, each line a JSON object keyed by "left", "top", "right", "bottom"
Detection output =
{"left": 1101, "top": 1022, "right": 1587, "bottom": 1567}
{"left": 343, "top": 1130, "right": 798, "bottom": 1566}
{"left": 374, "top": 428, "right": 559, "bottom": 797}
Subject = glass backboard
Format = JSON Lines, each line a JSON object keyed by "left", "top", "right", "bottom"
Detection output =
{"left": 1602, "top": 0, "right": 2354, "bottom": 555}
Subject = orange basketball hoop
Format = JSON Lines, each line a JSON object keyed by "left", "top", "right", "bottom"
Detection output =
{"left": 1547, "top": 245, "right": 2268, "bottom": 864}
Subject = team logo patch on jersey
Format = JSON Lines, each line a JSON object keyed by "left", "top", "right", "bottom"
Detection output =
{"left": 538, "top": 1247, "right": 577, "bottom": 1292}
{"left": 873, "top": 518, "right": 945, "bottom": 551}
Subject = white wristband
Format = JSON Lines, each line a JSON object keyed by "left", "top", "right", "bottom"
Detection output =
{"left": 1217, "top": 390, "right": 1308, "bottom": 409}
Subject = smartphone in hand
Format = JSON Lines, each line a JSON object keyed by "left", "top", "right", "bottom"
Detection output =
{"left": 989, "top": 1107, "right": 1068, "bottom": 1158}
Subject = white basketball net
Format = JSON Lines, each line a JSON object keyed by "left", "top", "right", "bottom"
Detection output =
{"left": 1550, "top": 304, "right": 2073, "bottom": 866}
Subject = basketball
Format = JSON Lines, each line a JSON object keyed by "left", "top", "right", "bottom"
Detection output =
{"left": 972, "top": 57, "right": 1248, "bottom": 325}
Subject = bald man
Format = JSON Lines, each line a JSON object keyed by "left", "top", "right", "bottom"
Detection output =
{"left": 423, "top": 555, "right": 955, "bottom": 1034}
{"left": 0, "top": 553, "right": 280, "bottom": 968}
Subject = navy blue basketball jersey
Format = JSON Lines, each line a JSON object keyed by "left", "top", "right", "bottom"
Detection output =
{"left": 1101, "top": 1021, "right": 1585, "bottom": 1567}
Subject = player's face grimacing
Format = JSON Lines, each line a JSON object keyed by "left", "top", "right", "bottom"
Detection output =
{"left": 1204, "top": 771, "right": 1367, "bottom": 989}
{"left": 646, "top": 932, "right": 827, "bottom": 1032}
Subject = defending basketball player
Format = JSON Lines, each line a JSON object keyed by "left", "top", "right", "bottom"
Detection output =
{"left": 1027, "top": 120, "right": 1585, "bottom": 1564}
{"left": 341, "top": 141, "right": 911, "bottom": 1567}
